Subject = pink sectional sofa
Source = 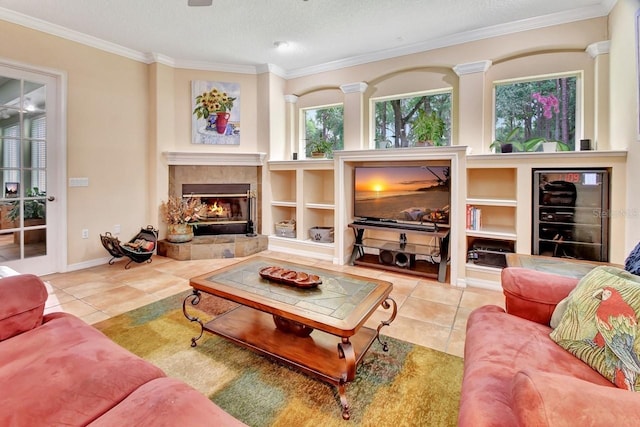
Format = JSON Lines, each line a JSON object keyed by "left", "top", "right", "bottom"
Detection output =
{"left": 0, "top": 273, "right": 246, "bottom": 426}
{"left": 458, "top": 267, "right": 640, "bottom": 426}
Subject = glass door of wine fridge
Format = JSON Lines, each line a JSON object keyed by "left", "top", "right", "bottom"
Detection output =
{"left": 533, "top": 169, "right": 609, "bottom": 262}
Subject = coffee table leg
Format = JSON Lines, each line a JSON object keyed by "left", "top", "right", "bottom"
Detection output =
{"left": 338, "top": 382, "right": 350, "bottom": 420}
{"left": 182, "top": 289, "right": 204, "bottom": 347}
{"left": 375, "top": 297, "right": 397, "bottom": 351}
{"left": 337, "top": 337, "right": 356, "bottom": 420}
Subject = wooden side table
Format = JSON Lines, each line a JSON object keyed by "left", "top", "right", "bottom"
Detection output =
{"left": 506, "top": 254, "right": 621, "bottom": 279}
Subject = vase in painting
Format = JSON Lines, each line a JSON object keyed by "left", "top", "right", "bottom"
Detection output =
{"left": 215, "top": 112, "right": 230, "bottom": 134}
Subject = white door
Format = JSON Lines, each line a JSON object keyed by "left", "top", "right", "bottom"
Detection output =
{"left": 0, "top": 63, "right": 64, "bottom": 275}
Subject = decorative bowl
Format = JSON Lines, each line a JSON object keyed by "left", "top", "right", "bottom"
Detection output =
{"left": 259, "top": 266, "right": 322, "bottom": 288}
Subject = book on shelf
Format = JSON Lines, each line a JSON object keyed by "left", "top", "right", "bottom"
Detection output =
{"left": 466, "top": 205, "right": 482, "bottom": 231}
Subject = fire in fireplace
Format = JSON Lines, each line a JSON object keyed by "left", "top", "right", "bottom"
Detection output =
{"left": 182, "top": 183, "right": 254, "bottom": 235}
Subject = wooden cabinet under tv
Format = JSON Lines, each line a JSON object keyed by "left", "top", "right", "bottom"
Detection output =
{"left": 348, "top": 222, "right": 450, "bottom": 282}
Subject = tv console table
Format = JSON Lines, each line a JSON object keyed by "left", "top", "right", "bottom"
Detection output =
{"left": 348, "top": 222, "right": 450, "bottom": 282}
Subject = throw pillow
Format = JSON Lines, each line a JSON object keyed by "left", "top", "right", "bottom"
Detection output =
{"left": 550, "top": 266, "right": 640, "bottom": 391}
{"left": 626, "top": 241, "right": 640, "bottom": 275}
{"left": 549, "top": 291, "right": 573, "bottom": 329}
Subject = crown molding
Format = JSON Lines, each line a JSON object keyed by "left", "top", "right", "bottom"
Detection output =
{"left": 256, "top": 63, "right": 287, "bottom": 78}
{"left": 0, "top": 7, "right": 147, "bottom": 63}
{"left": 170, "top": 59, "right": 257, "bottom": 74}
{"left": 147, "top": 53, "right": 175, "bottom": 67}
{"left": 0, "top": 3, "right": 613, "bottom": 79}
{"left": 283, "top": 2, "right": 612, "bottom": 79}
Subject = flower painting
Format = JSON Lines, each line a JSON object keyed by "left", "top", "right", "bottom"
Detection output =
{"left": 192, "top": 80, "right": 240, "bottom": 145}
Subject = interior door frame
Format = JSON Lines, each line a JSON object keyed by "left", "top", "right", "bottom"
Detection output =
{"left": 0, "top": 58, "right": 67, "bottom": 275}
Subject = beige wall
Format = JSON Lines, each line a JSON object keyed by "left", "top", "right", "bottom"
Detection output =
{"left": 610, "top": 0, "right": 640, "bottom": 253}
{"left": 0, "top": 11, "right": 633, "bottom": 268}
{"left": 0, "top": 20, "right": 150, "bottom": 266}
{"left": 285, "top": 18, "right": 607, "bottom": 155}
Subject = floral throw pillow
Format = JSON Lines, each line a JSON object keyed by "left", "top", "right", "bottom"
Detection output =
{"left": 550, "top": 266, "right": 640, "bottom": 391}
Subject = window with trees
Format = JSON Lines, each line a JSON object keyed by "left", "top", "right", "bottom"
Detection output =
{"left": 303, "top": 105, "right": 344, "bottom": 158}
{"left": 373, "top": 91, "right": 451, "bottom": 149}
{"left": 493, "top": 74, "right": 578, "bottom": 152}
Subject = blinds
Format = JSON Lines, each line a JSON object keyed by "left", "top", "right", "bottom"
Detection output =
{"left": 31, "top": 116, "right": 46, "bottom": 192}
{"left": 2, "top": 124, "right": 20, "bottom": 184}
{"left": 1, "top": 116, "right": 47, "bottom": 194}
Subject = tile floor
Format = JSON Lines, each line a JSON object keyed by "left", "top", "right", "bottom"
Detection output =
{"left": 40, "top": 250, "right": 506, "bottom": 358}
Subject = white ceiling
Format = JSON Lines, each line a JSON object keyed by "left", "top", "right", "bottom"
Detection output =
{"left": 0, "top": 0, "right": 616, "bottom": 78}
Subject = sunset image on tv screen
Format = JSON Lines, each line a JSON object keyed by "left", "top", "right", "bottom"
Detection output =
{"left": 354, "top": 166, "right": 450, "bottom": 224}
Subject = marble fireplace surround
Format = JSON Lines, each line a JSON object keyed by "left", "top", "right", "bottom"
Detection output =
{"left": 161, "top": 152, "right": 268, "bottom": 260}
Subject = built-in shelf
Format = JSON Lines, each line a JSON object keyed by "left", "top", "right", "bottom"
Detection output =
{"left": 305, "top": 203, "right": 334, "bottom": 210}
{"left": 267, "top": 160, "right": 335, "bottom": 249}
{"left": 466, "top": 227, "right": 517, "bottom": 240}
{"left": 466, "top": 198, "right": 517, "bottom": 207}
{"left": 272, "top": 201, "right": 296, "bottom": 207}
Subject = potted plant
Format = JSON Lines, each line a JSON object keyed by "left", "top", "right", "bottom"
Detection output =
{"left": 160, "top": 196, "right": 206, "bottom": 243}
{"left": 523, "top": 138, "right": 571, "bottom": 152}
{"left": 411, "top": 110, "right": 446, "bottom": 146}
{"left": 306, "top": 138, "right": 334, "bottom": 158}
{"left": 490, "top": 128, "right": 524, "bottom": 153}
{"left": 8, "top": 187, "right": 46, "bottom": 224}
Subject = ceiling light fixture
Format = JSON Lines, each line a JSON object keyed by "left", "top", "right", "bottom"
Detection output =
{"left": 188, "top": 0, "right": 213, "bottom": 6}
{"left": 23, "top": 97, "right": 35, "bottom": 112}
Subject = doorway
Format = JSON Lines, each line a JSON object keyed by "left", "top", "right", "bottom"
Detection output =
{"left": 0, "top": 63, "right": 64, "bottom": 275}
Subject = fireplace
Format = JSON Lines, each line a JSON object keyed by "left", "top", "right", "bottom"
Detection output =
{"left": 182, "top": 183, "right": 255, "bottom": 235}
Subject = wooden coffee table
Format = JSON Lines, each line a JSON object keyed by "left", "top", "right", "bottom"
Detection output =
{"left": 182, "top": 256, "right": 397, "bottom": 420}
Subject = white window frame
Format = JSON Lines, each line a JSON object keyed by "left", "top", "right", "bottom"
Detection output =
{"left": 299, "top": 103, "right": 344, "bottom": 158}
{"left": 492, "top": 71, "right": 583, "bottom": 150}
{"left": 370, "top": 88, "right": 453, "bottom": 149}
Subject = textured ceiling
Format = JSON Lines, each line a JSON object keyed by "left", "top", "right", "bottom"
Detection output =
{"left": 0, "top": 0, "right": 615, "bottom": 77}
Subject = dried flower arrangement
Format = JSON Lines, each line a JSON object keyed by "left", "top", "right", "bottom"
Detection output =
{"left": 160, "top": 196, "right": 206, "bottom": 224}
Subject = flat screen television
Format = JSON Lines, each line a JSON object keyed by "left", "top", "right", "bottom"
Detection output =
{"left": 353, "top": 165, "right": 450, "bottom": 226}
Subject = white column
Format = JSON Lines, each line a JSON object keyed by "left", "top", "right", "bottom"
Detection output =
{"left": 284, "top": 94, "right": 299, "bottom": 160}
{"left": 586, "top": 41, "right": 610, "bottom": 151}
{"left": 340, "top": 82, "right": 368, "bottom": 151}
{"left": 453, "top": 60, "right": 492, "bottom": 153}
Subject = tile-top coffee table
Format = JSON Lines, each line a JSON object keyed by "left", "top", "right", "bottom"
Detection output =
{"left": 183, "top": 256, "right": 397, "bottom": 420}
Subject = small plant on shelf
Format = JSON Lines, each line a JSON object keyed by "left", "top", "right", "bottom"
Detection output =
{"left": 411, "top": 110, "right": 446, "bottom": 146}
{"left": 306, "top": 138, "right": 334, "bottom": 158}
{"left": 490, "top": 128, "right": 523, "bottom": 153}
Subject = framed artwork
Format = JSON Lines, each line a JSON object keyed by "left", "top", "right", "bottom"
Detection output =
{"left": 191, "top": 80, "right": 240, "bottom": 145}
{"left": 5, "top": 182, "right": 18, "bottom": 198}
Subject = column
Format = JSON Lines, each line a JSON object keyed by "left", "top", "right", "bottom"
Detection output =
{"left": 148, "top": 60, "right": 175, "bottom": 235}
{"left": 586, "top": 41, "right": 610, "bottom": 151}
{"left": 340, "top": 82, "right": 368, "bottom": 151}
{"left": 453, "top": 60, "right": 492, "bottom": 153}
{"left": 284, "top": 94, "right": 298, "bottom": 160}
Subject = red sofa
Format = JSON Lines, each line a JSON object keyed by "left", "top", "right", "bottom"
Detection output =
{"left": 458, "top": 267, "right": 640, "bottom": 426}
{"left": 0, "top": 274, "right": 246, "bottom": 427}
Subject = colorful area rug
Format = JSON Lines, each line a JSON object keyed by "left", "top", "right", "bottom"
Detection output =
{"left": 94, "top": 291, "right": 463, "bottom": 426}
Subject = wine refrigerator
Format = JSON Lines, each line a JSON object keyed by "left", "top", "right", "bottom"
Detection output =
{"left": 532, "top": 168, "right": 609, "bottom": 262}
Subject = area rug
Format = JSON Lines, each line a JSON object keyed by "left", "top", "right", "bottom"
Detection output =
{"left": 94, "top": 291, "right": 463, "bottom": 426}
